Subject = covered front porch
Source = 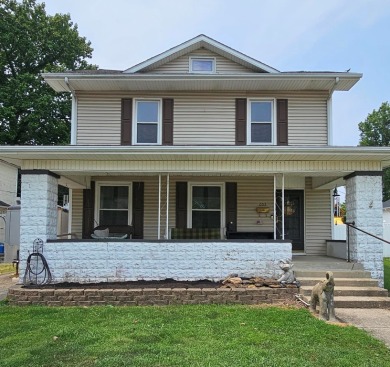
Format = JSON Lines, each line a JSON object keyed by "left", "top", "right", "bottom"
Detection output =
{"left": 0, "top": 145, "right": 385, "bottom": 284}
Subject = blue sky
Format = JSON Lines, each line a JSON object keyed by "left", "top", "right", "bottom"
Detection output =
{"left": 42, "top": 0, "right": 390, "bottom": 146}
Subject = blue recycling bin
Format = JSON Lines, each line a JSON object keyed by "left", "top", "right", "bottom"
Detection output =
{"left": 0, "top": 243, "right": 4, "bottom": 255}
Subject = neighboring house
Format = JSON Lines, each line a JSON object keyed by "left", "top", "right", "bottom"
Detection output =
{"left": 0, "top": 161, "right": 18, "bottom": 247}
{"left": 0, "top": 35, "right": 388, "bottom": 284}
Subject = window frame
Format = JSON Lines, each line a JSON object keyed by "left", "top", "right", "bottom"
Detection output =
{"left": 94, "top": 182, "right": 133, "bottom": 226}
{"left": 187, "top": 182, "right": 225, "bottom": 229}
{"left": 189, "top": 56, "right": 216, "bottom": 74}
{"left": 132, "top": 98, "right": 162, "bottom": 145}
{"left": 247, "top": 98, "right": 276, "bottom": 145}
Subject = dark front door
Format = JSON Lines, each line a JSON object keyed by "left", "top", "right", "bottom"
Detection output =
{"left": 276, "top": 190, "right": 304, "bottom": 251}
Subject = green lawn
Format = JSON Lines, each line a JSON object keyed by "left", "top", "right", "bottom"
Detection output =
{"left": 384, "top": 257, "right": 390, "bottom": 291}
{"left": 0, "top": 263, "right": 15, "bottom": 275}
{"left": 0, "top": 304, "right": 389, "bottom": 367}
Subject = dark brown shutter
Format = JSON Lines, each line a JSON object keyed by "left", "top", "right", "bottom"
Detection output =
{"left": 236, "top": 98, "right": 247, "bottom": 145}
{"left": 277, "top": 99, "right": 288, "bottom": 146}
{"left": 162, "top": 98, "right": 174, "bottom": 145}
{"left": 176, "top": 182, "right": 187, "bottom": 228}
{"left": 132, "top": 182, "right": 144, "bottom": 239}
{"left": 82, "top": 181, "right": 95, "bottom": 239}
{"left": 121, "top": 98, "right": 132, "bottom": 145}
{"left": 225, "top": 182, "right": 237, "bottom": 233}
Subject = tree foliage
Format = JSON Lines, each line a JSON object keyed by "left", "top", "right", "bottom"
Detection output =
{"left": 0, "top": 0, "right": 95, "bottom": 145}
{"left": 358, "top": 101, "right": 390, "bottom": 201}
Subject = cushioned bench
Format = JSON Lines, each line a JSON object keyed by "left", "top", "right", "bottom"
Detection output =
{"left": 171, "top": 228, "right": 221, "bottom": 240}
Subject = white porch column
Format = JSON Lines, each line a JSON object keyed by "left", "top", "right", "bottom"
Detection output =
{"left": 345, "top": 171, "right": 384, "bottom": 285}
{"left": 19, "top": 170, "right": 59, "bottom": 280}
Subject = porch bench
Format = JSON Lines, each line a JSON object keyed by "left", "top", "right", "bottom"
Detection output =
{"left": 171, "top": 228, "right": 221, "bottom": 240}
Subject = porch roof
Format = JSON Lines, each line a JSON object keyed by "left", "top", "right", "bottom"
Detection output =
{"left": 1, "top": 145, "right": 390, "bottom": 166}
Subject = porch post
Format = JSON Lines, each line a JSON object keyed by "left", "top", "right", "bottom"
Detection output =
{"left": 158, "top": 175, "right": 161, "bottom": 240}
{"left": 165, "top": 174, "right": 170, "bottom": 239}
{"left": 345, "top": 171, "right": 384, "bottom": 285}
{"left": 19, "top": 170, "right": 59, "bottom": 281}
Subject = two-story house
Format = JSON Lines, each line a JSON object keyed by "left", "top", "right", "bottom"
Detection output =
{"left": 0, "top": 35, "right": 388, "bottom": 284}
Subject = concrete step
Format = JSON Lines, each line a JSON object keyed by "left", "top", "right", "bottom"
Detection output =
{"left": 297, "top": 277, "right": 379, "bottom": 287}
{"left": 300, "top": 285, "right": 389, "bottom": 297}
{"left": 294, "top": 270, "right": 371, "bottom": 279}
{"left": 300, "top": 294, "right": 390, "bottom": 308}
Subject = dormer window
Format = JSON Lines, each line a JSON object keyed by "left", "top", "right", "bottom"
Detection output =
{"left": 189, "top": 57, "right": 216, "bottom": 73}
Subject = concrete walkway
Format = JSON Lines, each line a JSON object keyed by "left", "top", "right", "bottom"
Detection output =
{"left": 336, "top": 308, "right": 390, "bottom": 348}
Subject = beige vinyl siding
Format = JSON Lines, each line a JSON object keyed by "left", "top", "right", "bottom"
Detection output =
{"left": 174, "top": 96, "right": 236, "bottom": 145}
{"left": 288, "top": 96, "right": 328, "bottom": 146}
{"left": 150, "top": 49, "right": 255, "bottom": 74}
{"left": 75, "top": 91, "right": 329, "bottom": 146}
{"left": 77, "top": 95, "right": 121, "bottom": 145}
{"left": 71, "top": 189, "right": 83, "bottom": 239}
{"left": 236, "top": 177, "right": 274, "bottom": 232}
{"left": 304, "top": 178, "right": 332, "bottom": 255}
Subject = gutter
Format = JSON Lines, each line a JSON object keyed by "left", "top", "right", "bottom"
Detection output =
{"left": 327, "top": 77, "right": 340, "bottom": 146}
{"left": 64, "top": 77, "right": 78, "bottom": 145}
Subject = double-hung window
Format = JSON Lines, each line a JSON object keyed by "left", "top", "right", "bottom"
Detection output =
{"left": 189, "top": 57, "right": 216, "bottom": 73}
{"left": 133, "top": 99, "right": 161, "bottom": 144}
{"left": 189, "top": 184, "right": 224, "bottom": 229}
{"left": 248, "top": 99, "right": 275, "bottom": 144}
{"left": 96, "top": 183, "right": 132, "bottom": 226}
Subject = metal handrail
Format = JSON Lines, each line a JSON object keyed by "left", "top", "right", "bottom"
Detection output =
{"left": 344, "top": 221, "right": 390, "bottom": 262}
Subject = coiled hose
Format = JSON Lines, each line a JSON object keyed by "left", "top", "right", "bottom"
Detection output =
{"left": 23, "top": 252, "right": 52, "bottom": 286}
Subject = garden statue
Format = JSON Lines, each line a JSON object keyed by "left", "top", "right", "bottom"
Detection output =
{"left": 310, "top": 271, "right": 336, "bottom": 321}
{"left": 277, "top": 259, "right": 300, "bottom": 287}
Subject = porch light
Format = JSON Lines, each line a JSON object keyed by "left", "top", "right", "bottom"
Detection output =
{"left": 332, "top": 188, "right": 340, "bottom": 198}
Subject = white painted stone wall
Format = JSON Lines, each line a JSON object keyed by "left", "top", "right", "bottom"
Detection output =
{"left": 42, "top": 241, "right": 292, "bottom": 283}
{"left": 346, "top": 174, "right": 384, "bottom": 286}
{"left": 19, "top": 173, "right": 58, "bottom": 280}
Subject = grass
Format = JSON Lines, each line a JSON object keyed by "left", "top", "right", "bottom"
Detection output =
{"left": 0, "top": 304, "right": 389, "bottom": 367}
{"left": 0, "top": 263, "right": 15, "bottom": 275}
{"left": 384, "top": 257, "right": 390, "bottom": 291}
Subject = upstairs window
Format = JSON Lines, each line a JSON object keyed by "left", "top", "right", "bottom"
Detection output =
{"left": 189, "top": 57, "right": 216, "bottom": 73}
{"left": 133, "top": 99, "right": 161, "bottom": 144}
{"left": 247, "top": 99, "right": 275, "bottom": 144}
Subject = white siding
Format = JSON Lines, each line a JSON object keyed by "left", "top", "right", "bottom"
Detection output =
{"left": 77, "top": 95, "right": 121, "bottom": 145}
{"left": 150, "top": 49, "right": 255, "bottom": 74}
{"left": 305, "top": 178, "right": 332, "bottom": 255}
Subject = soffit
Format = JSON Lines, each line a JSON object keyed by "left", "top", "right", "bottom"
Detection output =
{"left": 42, "top": 73, "right": 361, "bottom": 93}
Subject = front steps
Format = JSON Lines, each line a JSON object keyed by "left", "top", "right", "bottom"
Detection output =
{"left": 295, "top": 268, "right": 390, "bottom": 308}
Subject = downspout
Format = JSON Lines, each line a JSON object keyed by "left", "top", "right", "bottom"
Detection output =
{"left": 327, "top": 77, "right": 339, "bottom": 146}
{"left": 64, "top": 77, "right": 78, "bottom": 145}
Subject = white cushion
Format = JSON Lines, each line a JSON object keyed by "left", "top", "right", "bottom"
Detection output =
{"left": 93, "top": 228, "right": 109, "bottom": 238}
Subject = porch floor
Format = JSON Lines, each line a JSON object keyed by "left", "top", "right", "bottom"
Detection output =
{"left": 292, "top": 255, "right": 364, "bottom": 271}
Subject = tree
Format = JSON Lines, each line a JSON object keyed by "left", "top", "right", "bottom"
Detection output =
{"left": 358, "top": 101, "right": 390, "bottom": 201}
{"left": 0, "top": 0, "right": 95, "bottom": 145}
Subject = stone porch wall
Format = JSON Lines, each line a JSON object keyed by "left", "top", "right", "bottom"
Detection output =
{"left": 8, "top": 286, "right": 297, "bottom": 306}
{"left": 36, "top": 241, "right": 291, "bottom": 283}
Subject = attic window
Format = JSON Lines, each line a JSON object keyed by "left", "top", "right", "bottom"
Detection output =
{"left": 190, "top": 57, "right": 215, "bottom": 73}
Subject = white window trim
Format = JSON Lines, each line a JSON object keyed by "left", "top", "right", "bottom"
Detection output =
{"left": 94, "top": 181, "right": 133, "bottom": 226}
{"left": 132, "top": 98, "right": 162, "bottom": 145}
{"left": 247, "top": 98, "right": 276, "bottom": 145}
{"left": 189, "top": 56, "right": 216, "bottom": 74}
{"left": 187, "top": 182, "right": 225, "bottom": 229}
